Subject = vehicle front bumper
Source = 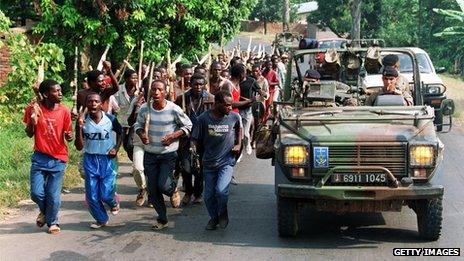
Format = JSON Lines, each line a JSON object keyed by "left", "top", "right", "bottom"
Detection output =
{"left": 277, "top": 183, "right": 444, "bottom": 201}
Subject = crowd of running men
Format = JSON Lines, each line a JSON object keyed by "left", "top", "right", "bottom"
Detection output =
{"left": 24, "top": 51, "right": 289, "bottom": 234}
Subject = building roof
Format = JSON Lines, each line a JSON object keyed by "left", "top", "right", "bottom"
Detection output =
{"left": 295, "top": 1, "right": 318, "bottom": 15}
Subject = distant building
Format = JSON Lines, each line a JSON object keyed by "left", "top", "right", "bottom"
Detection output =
{"left": 294, "top": 1, "right": 318, "bottom": 24}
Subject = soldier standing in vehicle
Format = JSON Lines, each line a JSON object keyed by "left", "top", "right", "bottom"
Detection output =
{"left": 365, "top": 66, "right": 413, "bottom": 106}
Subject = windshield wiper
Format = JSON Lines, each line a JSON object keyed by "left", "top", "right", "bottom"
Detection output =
{"left": 369, "top": 110, "right": 419, "bottom": 116}
{"left": 299, "top": 110, "right": 344, "bottom": 117}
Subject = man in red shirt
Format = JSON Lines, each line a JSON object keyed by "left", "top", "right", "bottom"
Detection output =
{"left": 261, "top": 60, "right": 279, "bottom": 119}
{"left": 24, "top": 79, "right": 73, "bottom": 235}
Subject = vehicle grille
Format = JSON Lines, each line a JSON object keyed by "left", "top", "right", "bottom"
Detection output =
{"left": 313, "top": 143, "right": 407, "bottom": 177}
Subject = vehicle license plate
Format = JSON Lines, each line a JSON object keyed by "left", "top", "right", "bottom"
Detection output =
{"left": 332, "top": 173, "right": 387, "bottom": 183}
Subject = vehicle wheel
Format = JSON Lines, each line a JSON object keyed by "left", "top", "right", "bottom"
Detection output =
{"left": 435, "top": 111, "right": 443, "bottom": 131}
{"left": 414, "top": 197, "right": 443, "bottom": 241}
{"left": 277, "top": 196, "right": 300, "bottom": 237}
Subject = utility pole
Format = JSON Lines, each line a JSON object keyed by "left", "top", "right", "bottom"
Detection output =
{"left": 283, "top": 0, "right": 290, "bottom": 32}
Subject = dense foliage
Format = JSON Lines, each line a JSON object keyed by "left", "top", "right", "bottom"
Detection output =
{"left": 308, "top": 0, "right": 461, "bottom": 71}
{"left": 33, "top": 0, "right": 256, "bottom": 65}
{"left": 0, "top": 11, "right": 65, "bottom": 121}
{"left": 249, "top": 0, "right": 307, "bottom": 30}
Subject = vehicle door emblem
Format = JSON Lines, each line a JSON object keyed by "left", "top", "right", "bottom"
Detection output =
{"left": 313, "top": 147, "right": 329, "bottom": 168}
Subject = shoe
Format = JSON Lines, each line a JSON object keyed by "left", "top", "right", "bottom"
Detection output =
{"left": 181, "top": 194, "right": 191, "bottom": 206}
{"left": 205, "top": 218, "right": 218, "bottom": 230}
{"left": 111, "top": 204, "right": 120, "bottom": 215}
{"left": 237, "top": 153, "right": 243, "bottom": 163}
{"left": 230, "top": 176, "right": 238, "bottom": 185}
{"left": 246, "top": 143, "right": 252, "bottom": 155}
{"left": 90, "top": 222, "right": 108, "bottom": 229}
{"left": 192, "top": 196, "right": 203, "bottom": 204}
{"left": 135, "top": 189, "right": 147, "bottom": 207}
{"left": 151, "top": 222, "right": 168, "bottom": 230}
{"left": 170, "top": 189, "right": 181, "bottom": 208}
{"left": 36, "top": 213, "right": 45, "bottom": 228}
{"left": 218, "top": 211, "right": 229, "bottom": 229}
{"left": 48, "top": 224, "right": 60, "bottom": 235}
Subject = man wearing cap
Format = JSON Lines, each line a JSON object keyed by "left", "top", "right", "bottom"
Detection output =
{"left": 365, "top": 66, "right": 413, "bottom": 106}
{"left": 382, "top": 54, "right": 410, "bottom": 94}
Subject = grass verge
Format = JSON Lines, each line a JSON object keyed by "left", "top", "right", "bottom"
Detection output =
{"left": 440, "top": 74, "right": 464, "bottom": 126}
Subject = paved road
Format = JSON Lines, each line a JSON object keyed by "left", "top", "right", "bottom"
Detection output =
{"left": 1, "top": 125, "right": 463, "bottom": 260}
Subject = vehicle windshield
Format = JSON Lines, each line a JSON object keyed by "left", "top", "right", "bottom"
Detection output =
{"left": 318, "top": 40, "right": 345, "bottom": 49}
{"left": 397, "top": 53, "right": 433, "bottom": 74}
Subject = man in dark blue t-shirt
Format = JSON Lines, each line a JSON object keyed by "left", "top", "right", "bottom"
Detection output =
{"left": 191, "top": 91, "right": 243, "bottom": 230}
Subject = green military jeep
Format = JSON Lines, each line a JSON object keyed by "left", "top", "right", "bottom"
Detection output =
{"left": 269, "top": 47, "right": 454, "bottom": 240}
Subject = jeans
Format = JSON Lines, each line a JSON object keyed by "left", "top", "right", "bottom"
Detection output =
{"left": 203, "top": 165, "right": 234, "bottom": 220}
{"left": 30, "top": 151, "right": 66, "bottom": 227}
{"left": 83, "top": 153, "right": 118, "bottom": 224}
{"left": 182, "top": 167, "right": 203, "bottom": 198}
{"left": 132, "top": 145, "right": 146, "bottom": 189}
{"left": 239, "top": 107, "right": 252, "bottom": 147}
{"left": 144, "top": 151, "right": 178, "bottom": 224}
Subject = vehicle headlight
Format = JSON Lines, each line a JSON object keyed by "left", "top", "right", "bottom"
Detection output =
{"left": 284, "top": 145, "right": 309, "bottom": 165}
{"left": 425, "top": 84, "right": 445, "bottom": 95}
{"left": 410, "top": 145, "right": 435, "bottom": 167}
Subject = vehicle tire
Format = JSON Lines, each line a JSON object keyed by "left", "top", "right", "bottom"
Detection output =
{"left": 414, "top": 197, "right": 443, "bottom": 241}
{"left": 435, "top": 111, "right": 443, "bottom": 132}
{"left": 277, "top": 196, "right": 300, "bottom": 237}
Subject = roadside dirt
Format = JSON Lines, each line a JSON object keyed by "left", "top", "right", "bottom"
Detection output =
{"left": 441, "top": 74, "right": 464, "bottom": 126}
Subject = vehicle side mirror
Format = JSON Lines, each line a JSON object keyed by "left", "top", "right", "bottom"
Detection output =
{"left": 441, "top": 99, "right": 455, "bottom": 116}
{"left": 435, "top": 67, "right": 446, "bottom": 74}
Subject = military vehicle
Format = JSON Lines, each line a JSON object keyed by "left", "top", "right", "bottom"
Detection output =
{"left": 272, "top": 31, "right": 302, "bottom": 54}
{"left": 267, "top": 47, "right": 455, "bottom": 240}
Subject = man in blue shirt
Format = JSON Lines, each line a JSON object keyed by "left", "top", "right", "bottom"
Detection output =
{"left": 75, "top": 93, "right": 123, "bottom": 229}
{"left": 191, "top": 91, "right": 243, "bottom": 230}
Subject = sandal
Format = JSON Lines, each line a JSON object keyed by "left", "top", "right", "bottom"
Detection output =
{"left": 151, "top": 222, "right": 168, "bottom": 230}
{"left": 170, "top": 189, "right": 180, "bottom": 208}
{"left": 111, "top": 204, "right": 120, "bottom": 215}
{"left": 90, "top": 222, "right": 108, "bottom": 229}
{"left": 36, "top": 213, "right": 45, "bottom": 228}
{"left": 48, "top": 224, "right": 60, "bottom": 235}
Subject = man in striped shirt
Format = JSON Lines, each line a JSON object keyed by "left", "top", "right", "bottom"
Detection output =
{"left": 134, "top": 80, "right": 192, "bottom": 230}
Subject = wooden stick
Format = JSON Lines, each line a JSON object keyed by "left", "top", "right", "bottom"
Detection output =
{"left": 135, "top": 40, "right": 144, "bottom": 96}
{"left": 246, "top": 36, "right": 252, "bottom": 59}
{"left": 96, "top": 45, "right": 110, "bottom": 71}
{"left": 144, "top": 61, "right": 155, "bottom": 136}
{"left": 181, "top": 76, "right": 186, "bottom": 112}
{"left": 198, "top": 51, "right": 211, "bottom": 66}
{"left": 71, "top": 46, "right": 79, "bottom": 115}
{"left": 114, "top": 46, "right": 135, "bottom": 79}
{"left": 206, "top": 44, "right": 212, "bottom": 92}
{"left": 166, "top": 49, "right": 175, "bottom": 101}
{"left": 170, "top": 54, "right": 183, "bottom": 71}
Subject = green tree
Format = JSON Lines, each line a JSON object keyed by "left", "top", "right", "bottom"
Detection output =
{"left": 434, "top": 0, "right": 464, "bottom": 72}
{"left": 249, "top": 0, "right": 306, "bottom": 34}
{"left": 32, "top": 0, "right": 256, "bottom": 66}
{"left": 0, "top": 10, "right": 65, "bottom": 115}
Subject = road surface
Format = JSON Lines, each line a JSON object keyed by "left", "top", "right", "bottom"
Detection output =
{"left": 1, "top": 124, "right": 463, "bottom": 260}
